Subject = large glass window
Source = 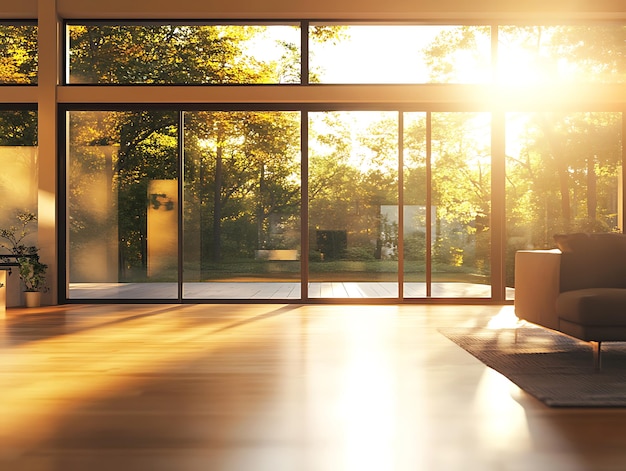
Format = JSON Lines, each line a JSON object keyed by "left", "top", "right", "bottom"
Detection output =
{"left": 0, "top": 109, "right": 38, "bottom": 306}
{"left": 0, "top": 23, "right": 37, "bottom": 84}
{"left": 498, "top": 25, "right": 626, "bottom": 84}
{"left": 66, "top": 23, "right": 301, "bottom": 84}
{"left": 68, "top": 110, "right": 179, "bottom": 299}
{"left": 402, "top": 112, "right": 428, "bottom": 297}
{"left": 65, "top": 107, "right": 624, "bottom": 302}
{"left": 56, "top": 20, "right": 626, "bottom": 303}
{"left": 431, "top": 113, "right": 491, "bottom": 297}
{"left": 308, "top": 111, "right": 399, "bottom": 298}
{"left": 183, "top": 111, "right": 301, "bottom": 299}
{"left": 309, "top": 24, "right": 491, "bottom": 84}
{"left": 67, "top": 109, "right": 302, "bottom": 300}
{"left": 402, "top": 112, "right": 492, "bottom": 298}
{"left": 505, "top": 112, "right": 622, "bottom": 298}
{"left": 0, "top": 110, "right": 38, "bottom": 216}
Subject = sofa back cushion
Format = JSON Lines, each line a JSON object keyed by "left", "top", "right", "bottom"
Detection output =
{"left": 554, "top": 232, "right": 626, "bottom": 292}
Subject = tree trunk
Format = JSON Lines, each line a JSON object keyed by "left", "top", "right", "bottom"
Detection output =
{"left": 213, "top": 142, "right": 223, "bottom": 262}
{"left": 539, "top": 113, "right": 571, "bottom": 230}
{"left": 257, "top": 162, "right": 265, "bottom": 249}
{"left": 587, "top": 155, "right": 597, "bottom": 221}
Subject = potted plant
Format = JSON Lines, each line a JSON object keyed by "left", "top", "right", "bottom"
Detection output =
{"left": 18, "top": 254, "right": 48, "bottom": 307}
{"left": 0, "top": 211, "right": 48, "bottom": 307}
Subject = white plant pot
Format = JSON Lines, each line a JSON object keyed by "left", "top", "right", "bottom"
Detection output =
{"left": 24, "top": 291, "right": 41, "bottom": 308}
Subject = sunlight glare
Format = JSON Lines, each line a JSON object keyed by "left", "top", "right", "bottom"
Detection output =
{"left": 0, "top": 306, "right": 252, "bottom": 452}
{"left": 336, "top": 311, "right": 397, "bottom": 471}
{"left": 487, "top": 305, "right": 521, "bottom": 329}
{"left": 473, "top": 368, "right": 531, "bottom": 451}
{"left": 497, "top": 49, "right": 558, "bottom": 85}
{"left": 311, "top": 25, "right": 490, "bottom": 84}
{"left": 0, "top": 146, "right": 37, "bottom": 216}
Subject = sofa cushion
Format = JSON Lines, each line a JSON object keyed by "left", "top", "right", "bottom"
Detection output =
{"left": 557, "top": 288, "right": 626, "bottom": 326}
{"left": 554, "top": 232, "right": 626, "bottom": 292}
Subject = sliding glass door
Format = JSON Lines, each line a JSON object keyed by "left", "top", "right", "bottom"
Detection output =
{"left": 308, "top": 111, "right": 399, "bottom": 299}
{"left": 67, "top": 110, "right": 180, "bottom": 299}
{"left": 182, "top": 111, "right": 302, "bottom": 299}
{"left": 429, "top": 112, "right": 491, "bottom": 298}
{"left": 65, "top": 108, "right": 621, "bottom": 303}
{"left": 67, "top": 110, "right": 302, "bottom": 300}
{"left": 402, "top": 112, "right": 492, "bottom": 299}
{"left": 65, "top": 108, "right": 493, "bottom": 301}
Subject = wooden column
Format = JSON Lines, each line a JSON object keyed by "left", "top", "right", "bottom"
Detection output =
{"left": 37, "top": 0, "right": 60, "bottom": 304}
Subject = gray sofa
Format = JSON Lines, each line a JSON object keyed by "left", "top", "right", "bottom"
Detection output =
{"left": 514, "top": 232, "right": 626, "bottom": 369}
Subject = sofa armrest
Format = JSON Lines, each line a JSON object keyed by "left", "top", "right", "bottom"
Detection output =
{"left": 514, "top": 249, "right": 561, "bottom": 330}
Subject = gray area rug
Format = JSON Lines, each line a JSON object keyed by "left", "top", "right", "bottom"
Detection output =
{"left": 439, "top": 325, "right": 626, "bottom": 407}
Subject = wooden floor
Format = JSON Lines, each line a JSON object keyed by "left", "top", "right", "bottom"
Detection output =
{"left": 1, "top": 303, "right": 625, "bottom": 471}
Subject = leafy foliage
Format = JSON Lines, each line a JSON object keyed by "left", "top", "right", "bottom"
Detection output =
{"left": 0, "top": 211, "right": 38, "bottom": 256}
{"left": 0, "top": 25, "right": 37, "bottom": 84}
{"left": 0, "top": 211, "right": 47, "bottom": 292}
{"left": 69, "top": 24, "right": 288, "bottom": 84}
{"left": 18, "top": 254, "right": 47, "bottom": 292}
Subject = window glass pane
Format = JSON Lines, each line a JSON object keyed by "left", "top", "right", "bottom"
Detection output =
{"left": 67, "top": 23, "right": 300, "bottom": 84}
{"left": 403, "top": 112, "right": 427, "bottom": 297}
{"left": 0, "top": 24, "right": 37, "bottom": 84}
{"left": 0, "top": 110, "right": 38, "bottom": 217}
{"left": 431, "top": 112, "right": 491, "bottom": 297}
{"left": 0, "top": 110, "right": 38, "bottom": 306}
{"left": 309, "top": 24, "right": 491, "bottom": 84}
{"left": 498, "top": 25, "right": 626, "bottom": 84}
{"left": 67, "top": 110, "right": 179, "bottom": 299}
{"left": 308, "top": 111, "right": 399, "bottom": 298}
{"left": 506, "top": 112, "right": 622, "bottom": 299}
{"left": 0, "top": 109, "right": 38, "bottom": 237}
{"left": 182, "top": 111, "right": 301, "bottom": 299}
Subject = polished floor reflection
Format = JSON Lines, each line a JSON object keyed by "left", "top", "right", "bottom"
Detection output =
{"left": 1, "top": 303, "right": 625, "bottom": 471}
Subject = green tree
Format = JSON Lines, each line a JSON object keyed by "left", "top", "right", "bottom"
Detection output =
{"left": 423, "top": 25, "right": 625, "bottom": 268}
{"left": 309, "top": 112, "right": 398, "bottom": 262}
{"left": 0, "top": 25, "right": 37, "bottom": 84}
{"left": 69, "top": 24, "right": 286, "bottom": 84}
{"left": 68, "top": 110, "right": 178, "bottom": 279}
{"left": 185, "top": 111, "right": 300, "bottom": 263}
{"left": 430, "top": 113, "right": 491, "bottom": 270}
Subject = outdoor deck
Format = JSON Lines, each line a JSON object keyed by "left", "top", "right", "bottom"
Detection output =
{"left": 69, "top": 282, "right": 515, "bottom": 300}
